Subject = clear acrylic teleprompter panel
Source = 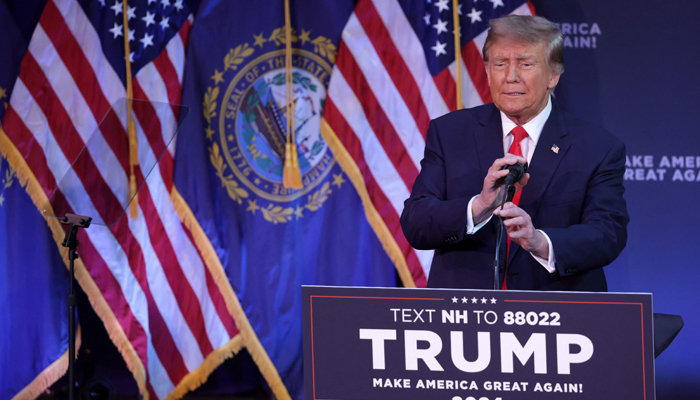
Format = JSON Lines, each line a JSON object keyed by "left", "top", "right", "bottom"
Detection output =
{"left": 42, "top": 98, "right": 189, "bottom": 226}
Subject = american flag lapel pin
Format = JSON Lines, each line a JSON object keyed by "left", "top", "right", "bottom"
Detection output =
{"left": 551, "top": 144, "right": 560, "bottom": 154}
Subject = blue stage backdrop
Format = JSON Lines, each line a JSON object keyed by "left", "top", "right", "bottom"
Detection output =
{"left": 531, "top": 1, "right": 700, "bottom": 398}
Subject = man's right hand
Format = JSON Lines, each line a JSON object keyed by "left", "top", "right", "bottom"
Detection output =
{"left": 472, "top": 154, "right": 530, "bottom": 225}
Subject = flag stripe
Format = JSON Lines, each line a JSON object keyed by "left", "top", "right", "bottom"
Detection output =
{"left": 131, "top": 173, "right": 209, "bottom": 371}
{"left": 132, "top": 80, "right": 176, "bottom": 190}
{"left": 40, "top": 0, "right": 121, "bottom": 142}
{"left": 462, "top": 41, "right": 492, "bottom": 104}
{"left": 335, "top": 41, "right": 419, "bottom": 191}
{"left": 329, "top": 57, "right": 413, "bottom": 211}
{"left": 354, "top": 0, "right": 430, "bottom": 136}
{"left": 28, "top": 24, "right": 131, "bottom": 207}
{"left": 371, "top": 0, "right": 449, "bottom": 120}
{"left": 20, "top": 53, "right": 127, "bottom": 221}
{"left": 433, "top": 68, "right": 457, "bottom": 112}
{"left": 55, "top": 0, "right": 125, "bottom": 106}
{"left": 182, "top": 224, "right": 239, "bottom": 337}
{"left": 341, "top": 14, "right": 426, "bottom": 169}
{"left": 151, "top": 52, "right": 182, "bottom": 120}
{"left": 2, "top": 108, "right": 58, "bottom": 194}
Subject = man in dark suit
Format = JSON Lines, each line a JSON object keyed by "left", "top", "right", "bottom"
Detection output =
{"left": 400, "top": 15, "right": 628, "bottom": 291}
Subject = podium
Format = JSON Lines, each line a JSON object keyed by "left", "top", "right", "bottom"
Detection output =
{"left": 303, "top": 286, "right": 660, "bottom": 400}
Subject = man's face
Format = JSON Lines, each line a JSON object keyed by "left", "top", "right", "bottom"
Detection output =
{"left": 485, "top": 39, "right": 560, "bottom": 125}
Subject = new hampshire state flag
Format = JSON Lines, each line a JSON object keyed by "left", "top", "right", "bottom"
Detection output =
{"left": 173, "top": 1, "right": 397, "bottom": 398}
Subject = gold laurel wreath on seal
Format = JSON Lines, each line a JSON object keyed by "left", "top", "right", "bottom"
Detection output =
{"left": 202, "top": 28, "right": 343, "bottom": 224}
{"left": 0, "top": 152, "right": 17, "bottom": 207}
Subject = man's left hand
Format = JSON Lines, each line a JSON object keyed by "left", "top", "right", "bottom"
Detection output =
{"left": 494, "top": 202, "right": 549, "bottom": 259}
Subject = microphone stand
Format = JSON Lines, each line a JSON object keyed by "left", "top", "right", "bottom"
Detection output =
{"left": 60, "top": 213, "right": 92, "bottom": 400}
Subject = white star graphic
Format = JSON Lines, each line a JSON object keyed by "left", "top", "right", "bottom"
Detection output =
{"left": 110, "top": 0, "right": 123, "bottom": 16}
{"left": 458, "top": 3, "right": 463, "bottom": 15}
{"left": 433, "top": 18, "right": 448, "bottom": 34}
{"left": 431, "top": 40, "right": 447, "bottom": 56}
{"left": 461, "top": 297, "right": 469, "bottom": 303}
{"left": 160, "top": 0, "right": 170, "bottom": 6}
{"left": 128, "top": 28, "right": 135, "bottom": 41}
{"left": 126, "top": 5, "right": 136, "bottom": 20}
{"left": 148, "top": 0, "right": 156, "bottom": 3}
{"left": 127, "top": 51, "right": 134, "bottom": 62}
{"left": 140, "top": 33, "right": 154, "bottom": 48}
{"left": 490, "top": 298, "right": 497, "bottom": 304}
{"left": 434, "top": 0, "right": 449, "bottom": 13}
{"left": 97, "top": 0, "right": 106, "bottom": 7}
{"left": 490, "top": 0, "right": 504, "bottom": 8}
{"left": 174, "top": 0, "right": 184, "bottom": 11}
{"left": 481, "top": 297, "right": 487, "bottom": 304}
{"left": 467, "top": 8, "right": 482, "bottom": 23}
{"left": 109, "top": 22, "right": 123, "bottom": 39}
{"left": 452, "top": 296, "right": 458, "bottom": 303}
{"left": 159, "top": 16, "right": 170, "bottom": 30}
{"left": 471, "top": 297, "right": 478, "bottom": 304}
{"left": 423, "top": 12, "right": 431, "bottom": 25}
{"left": 142, "top": 11, "right": 156, "bottom": 26}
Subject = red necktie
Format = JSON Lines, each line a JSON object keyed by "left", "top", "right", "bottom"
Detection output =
{"left": 502, "top": 126, "right": 529, "bottom": 290}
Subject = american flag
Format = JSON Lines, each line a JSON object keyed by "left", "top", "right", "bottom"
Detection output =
{"left": 0, "top": 0, "right": 240, "bottom": 398}
{"left": 323, "top": 0, "right": 535, "bottom": 287}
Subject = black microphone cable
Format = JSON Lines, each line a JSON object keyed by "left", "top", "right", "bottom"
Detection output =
{"left": 493, "top": 185, "right": 510, "bottom": 290}
{"left": 493, "top": 164, "right": 523, "bottom": 290}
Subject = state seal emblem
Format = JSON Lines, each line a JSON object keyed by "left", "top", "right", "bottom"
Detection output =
{"left": 203, "top": 28, "right": 345, "bottom": 224}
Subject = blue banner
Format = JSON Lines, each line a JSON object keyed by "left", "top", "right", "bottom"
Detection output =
{"left": 174, "top": 1, "right": 396, "bottom": 398}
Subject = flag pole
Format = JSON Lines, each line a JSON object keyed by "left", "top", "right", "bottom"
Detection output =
{"left": 122, "top": 0, "right": 139, "bottom": 218}
{"left": 282, "top": 0, "right": 303, "bottom": 189}
{"left": 452, "top": 0, "right": 463, "bottom": 110}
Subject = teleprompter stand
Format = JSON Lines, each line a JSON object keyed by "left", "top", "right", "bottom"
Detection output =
{"left": 41, "top": 98, "right": 190, "bottom": 400}
{"left": 60, "top": 213, "right": 92, "bottom": 400}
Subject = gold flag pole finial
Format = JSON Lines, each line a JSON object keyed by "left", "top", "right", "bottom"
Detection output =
{"left": 123, "top": 0, "right": 139, "bottom": 218}
{"left": 452, "top": 0, "right": 464, "bottom": 110}
{"left": 282, "top": 0, "right": 303, "bottom": 189}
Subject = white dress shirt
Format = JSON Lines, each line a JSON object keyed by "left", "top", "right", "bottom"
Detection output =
{"left": 466, "top": 96, "right": 556, "bottom": 273}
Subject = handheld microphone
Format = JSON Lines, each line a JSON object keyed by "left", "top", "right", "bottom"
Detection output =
{"left": 503, "top": 162, "right": 529, "bottom": 186}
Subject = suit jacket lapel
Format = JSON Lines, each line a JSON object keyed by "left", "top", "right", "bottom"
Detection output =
{"left": 507, "top": 102, "right": 572, "bottom": 267}
{"left": 473, "top": 106, "right": 509, "bottom": 270}
{"left": 475, "top": 105, "right": 505, "bottom": 181}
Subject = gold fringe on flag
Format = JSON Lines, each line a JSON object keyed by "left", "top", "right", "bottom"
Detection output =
{"left": 123, "top": 0, "right": 139, "bottom": 218}
{"left": 170, "top": 187, "right": 292, "bottom": 400}
{"left": 10, "top": 326, "right": 82, "bottom": 400}
{"left": 282, "top": 0, "right": 303, "bottom": 189}
{"left": 452, "top": 0, "right": 463, "bottom": 110}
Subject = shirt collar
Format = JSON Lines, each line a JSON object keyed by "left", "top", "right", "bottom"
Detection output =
{"left": 499, "top": 95, "right": 552, "bottom": 142}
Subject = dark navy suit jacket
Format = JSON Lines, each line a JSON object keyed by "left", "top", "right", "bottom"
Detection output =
{"left": 400, "top": 103, "right": 629, "bottom": 291}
